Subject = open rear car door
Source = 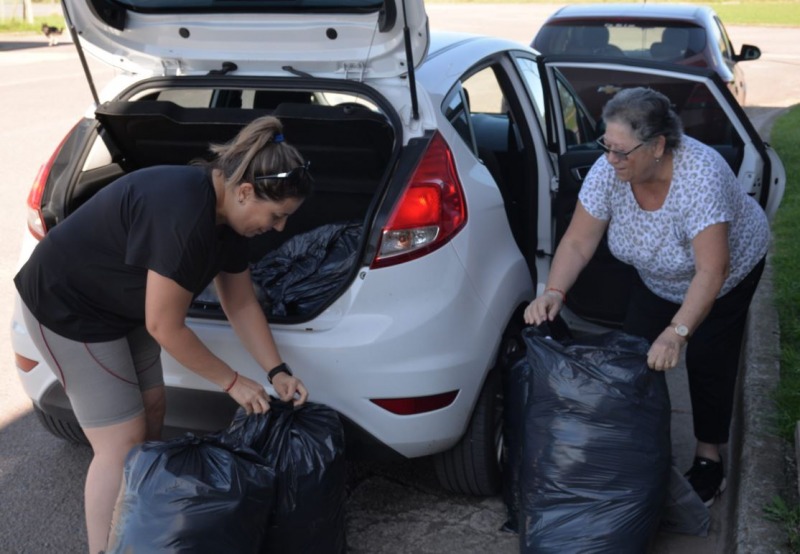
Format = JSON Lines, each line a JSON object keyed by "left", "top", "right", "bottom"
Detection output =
{"left": 539, "top": 59, "right": 785, "bottom": 327}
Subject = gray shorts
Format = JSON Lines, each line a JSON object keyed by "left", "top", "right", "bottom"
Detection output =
{"left": 22, "top": 301, "right": 164, "bottom": 429}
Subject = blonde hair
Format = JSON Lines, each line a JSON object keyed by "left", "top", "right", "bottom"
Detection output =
{"left": 208, "top": 115, "right": 311, "bottom": 201}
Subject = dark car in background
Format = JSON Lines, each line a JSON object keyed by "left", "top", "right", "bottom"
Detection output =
{"left": 531, "top": 3, "right": 762, "bottom": 105}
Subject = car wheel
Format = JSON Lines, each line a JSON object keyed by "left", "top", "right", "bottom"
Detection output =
{"left": 33, "top": 405, "right": 89, "bottom": 446}
{"left": 434, "top": 368, "right": 503, "bottom": 496}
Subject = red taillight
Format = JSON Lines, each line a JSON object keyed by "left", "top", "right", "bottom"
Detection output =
{"left": 27, "top": 164, "right": 49, "bottom": 241}
{"left": 372, "top": 132, "right": 467, "bottom": 269}
{"left": 27, "top": 127, "right": 74, "bottom": 240}
{"left": 14, "top": 353, "right": 39, "bottom": 373}
{"left": 370, "top": 390, "right": 459, "bottom": 415}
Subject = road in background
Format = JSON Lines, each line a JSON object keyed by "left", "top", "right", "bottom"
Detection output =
{"left": 1, "top": 5, "right": 798, "bottom": 552}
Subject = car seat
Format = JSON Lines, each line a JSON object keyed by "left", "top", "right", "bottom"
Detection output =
{"left": 650, "top": 28, "right": 690, "bottom": 61}
{"left": 570, "top": 27, "right": 625, "bottom": 57}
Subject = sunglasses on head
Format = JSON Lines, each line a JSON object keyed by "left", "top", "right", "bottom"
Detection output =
{"left": 254, "top": 161, "right": 313, "bottom": 185}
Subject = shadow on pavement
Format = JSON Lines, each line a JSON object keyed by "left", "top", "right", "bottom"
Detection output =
{"left": 0, "top": 408, "right": 91, "bottom": 552}
{"left": 0, "top": 39, "right": 64, "bottom": 51}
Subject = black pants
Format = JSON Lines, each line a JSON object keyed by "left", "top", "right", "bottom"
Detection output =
{"left": 622, "top": 258, "right": 765, "bottom": 445}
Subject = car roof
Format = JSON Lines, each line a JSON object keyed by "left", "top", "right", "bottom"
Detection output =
{"left": 545, "top": 3, "right": 715, "bottom": 23}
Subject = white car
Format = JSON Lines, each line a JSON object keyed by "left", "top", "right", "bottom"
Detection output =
{"left": 10, "top": 0, "right": 784, "bottom": 496}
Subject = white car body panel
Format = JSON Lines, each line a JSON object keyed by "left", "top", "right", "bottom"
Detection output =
{"left": 65, "top": 0, "right": 429, "bottom": 79}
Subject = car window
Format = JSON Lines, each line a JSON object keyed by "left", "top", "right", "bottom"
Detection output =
{"left": 462, "top": 66, "right": 508, "bottom": 114}
{"left": 713, "top": 17, "right": 734, "bottom": 61}
{"left": 556, "top": 78, "right": 590, "bottom": 148}
{"left": 535, "top": 22, "right": 707, "bottom": 65}
{"left": 551, "top": 65, "right": 744, "bottom": 168}
{"left": 442, "top": 66, "right": 513, "bottom": 155}
{"left": 136, "top": 89, "right": 214, "bottom": 107}
{"left": 441, "top": 61, "right": 542, "bottom": 254}
{"left": 443, "top": 85, "right": 477, "bottom": 154}
{"left": 129, "top": 87, "right": 379, "bottom": 112}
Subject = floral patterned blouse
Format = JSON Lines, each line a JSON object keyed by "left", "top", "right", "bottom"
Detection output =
{"left": 578, "top": 135, "right": 769, "bottom": 303}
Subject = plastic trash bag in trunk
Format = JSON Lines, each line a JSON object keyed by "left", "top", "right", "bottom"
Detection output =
{"left": 217, "top": 400, "right": 347, "bottom": 554}
{"left": 519, "top": 328, "right": 671, "bottom": 553}
{"left": 107, "top": 433, "right": 276, "bottom": 554}
{"left": 250, "top": 221, "right": 362, "bottom": 317}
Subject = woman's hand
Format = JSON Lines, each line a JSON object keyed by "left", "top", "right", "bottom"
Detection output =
{"left": 524, "top": 290, "right": 564, "bottom": 326}
{"left": 226, "top": 373, "right": 272, "bottom": 414}
{"left": 647, "top": 327, "right": 687, "bottom": 371}
{"left": 271, "top": 372, "right": 309, "bottom": 407}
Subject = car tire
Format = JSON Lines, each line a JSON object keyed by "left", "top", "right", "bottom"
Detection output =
{"left": 33, "top": 405, "right": 89, "bottom": 446}
{"left": 434, "top": 368, "right": 503, "bottom": 496}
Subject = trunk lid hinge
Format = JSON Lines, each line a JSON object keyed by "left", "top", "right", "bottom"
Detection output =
{"left": 343, "top": 62, "right": 366, "bottom": 81}
{"left": 161, "top": 59, "right": 182, "bottom": 76}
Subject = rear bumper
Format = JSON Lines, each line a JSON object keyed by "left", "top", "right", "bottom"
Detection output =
{"left": 32, "top": 379, "right": 405, "bottom": 461}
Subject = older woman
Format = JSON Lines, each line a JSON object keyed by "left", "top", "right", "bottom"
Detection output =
{"left": 14, "top": 115, "right": 311, "bottom": 553}
{"left": 524, "top": 87, "right": 769, "bottom": 508}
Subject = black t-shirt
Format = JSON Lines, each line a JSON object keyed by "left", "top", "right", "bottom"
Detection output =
{"left": 14, "top": 165, "right": 248, "bottom": 342}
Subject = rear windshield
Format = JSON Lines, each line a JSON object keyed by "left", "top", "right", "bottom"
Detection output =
{"left": 534, "top": 22, "right": 707, "bottom": 65}
{"left": 112, "top": 0, "right": 382, "bottom": 10}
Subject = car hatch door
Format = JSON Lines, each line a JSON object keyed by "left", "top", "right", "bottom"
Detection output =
{"left": 540, "top": 56, "right": 785, "bottom": 327}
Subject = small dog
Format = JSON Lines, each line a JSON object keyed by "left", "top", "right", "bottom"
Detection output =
{"left": 41, "top": 24, "right": 64, "bottom": 47}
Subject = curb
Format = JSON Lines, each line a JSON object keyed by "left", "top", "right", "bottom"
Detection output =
{"left": 730, "top": 256, "right": 790, "bottom": 553}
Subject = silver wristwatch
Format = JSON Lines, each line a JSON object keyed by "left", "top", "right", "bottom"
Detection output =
{"left": 673, "top": 322, "right": 690, "bottom": 339}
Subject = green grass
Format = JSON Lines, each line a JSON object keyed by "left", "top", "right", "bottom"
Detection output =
{"left": 713, "top": 3, "right": 800, "bottom": 26}
{"left": 0, "top": 14, "right": 65, "bottom": 33}
{"left": 765, "top": 495, "right": 800, "bottom": 553}
{"left": 772, "top": 105, "right": 800, "bottom": 441}
{"left": 770, "top": 102, "right": 800, "bottom": 554}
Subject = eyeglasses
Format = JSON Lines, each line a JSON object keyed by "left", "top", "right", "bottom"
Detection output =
{"left": 595, "top": 137, "right": 645, "bottom": 160}
{"left": 254, "top": 161, "right": 313, "bottom": 186}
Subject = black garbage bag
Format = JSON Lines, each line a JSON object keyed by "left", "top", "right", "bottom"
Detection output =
{"left": 106, "top": 433, "right": 276, "bottom": 554}
{"left": 502, "top": 318, "right": 573, "bottom": 534}
{"left": 217, "top": 400, "right": 347, "bottom": 554}
{"left": 519, "top": 328, "right": 671, "bottom": 554}
{"left": 501, "top": 355, "right": 531, "bottom": 534}
{"left": 251, "top": 221, "right": 362, "bottom": 317}
{"left": 659, "top": 465, "right": 711, "bottom": 536}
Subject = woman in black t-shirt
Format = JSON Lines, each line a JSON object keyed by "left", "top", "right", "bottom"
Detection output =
{"left": 14, "top": 115, "right": 311, "bottom": 554}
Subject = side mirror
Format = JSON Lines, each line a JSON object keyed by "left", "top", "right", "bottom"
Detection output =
{"left": 736, "top": 44, "right": 761, "bottom": 62}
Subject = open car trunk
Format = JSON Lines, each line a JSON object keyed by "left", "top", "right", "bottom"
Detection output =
{"left": 66, "top": 85, "right": 399, "bottom": 323}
